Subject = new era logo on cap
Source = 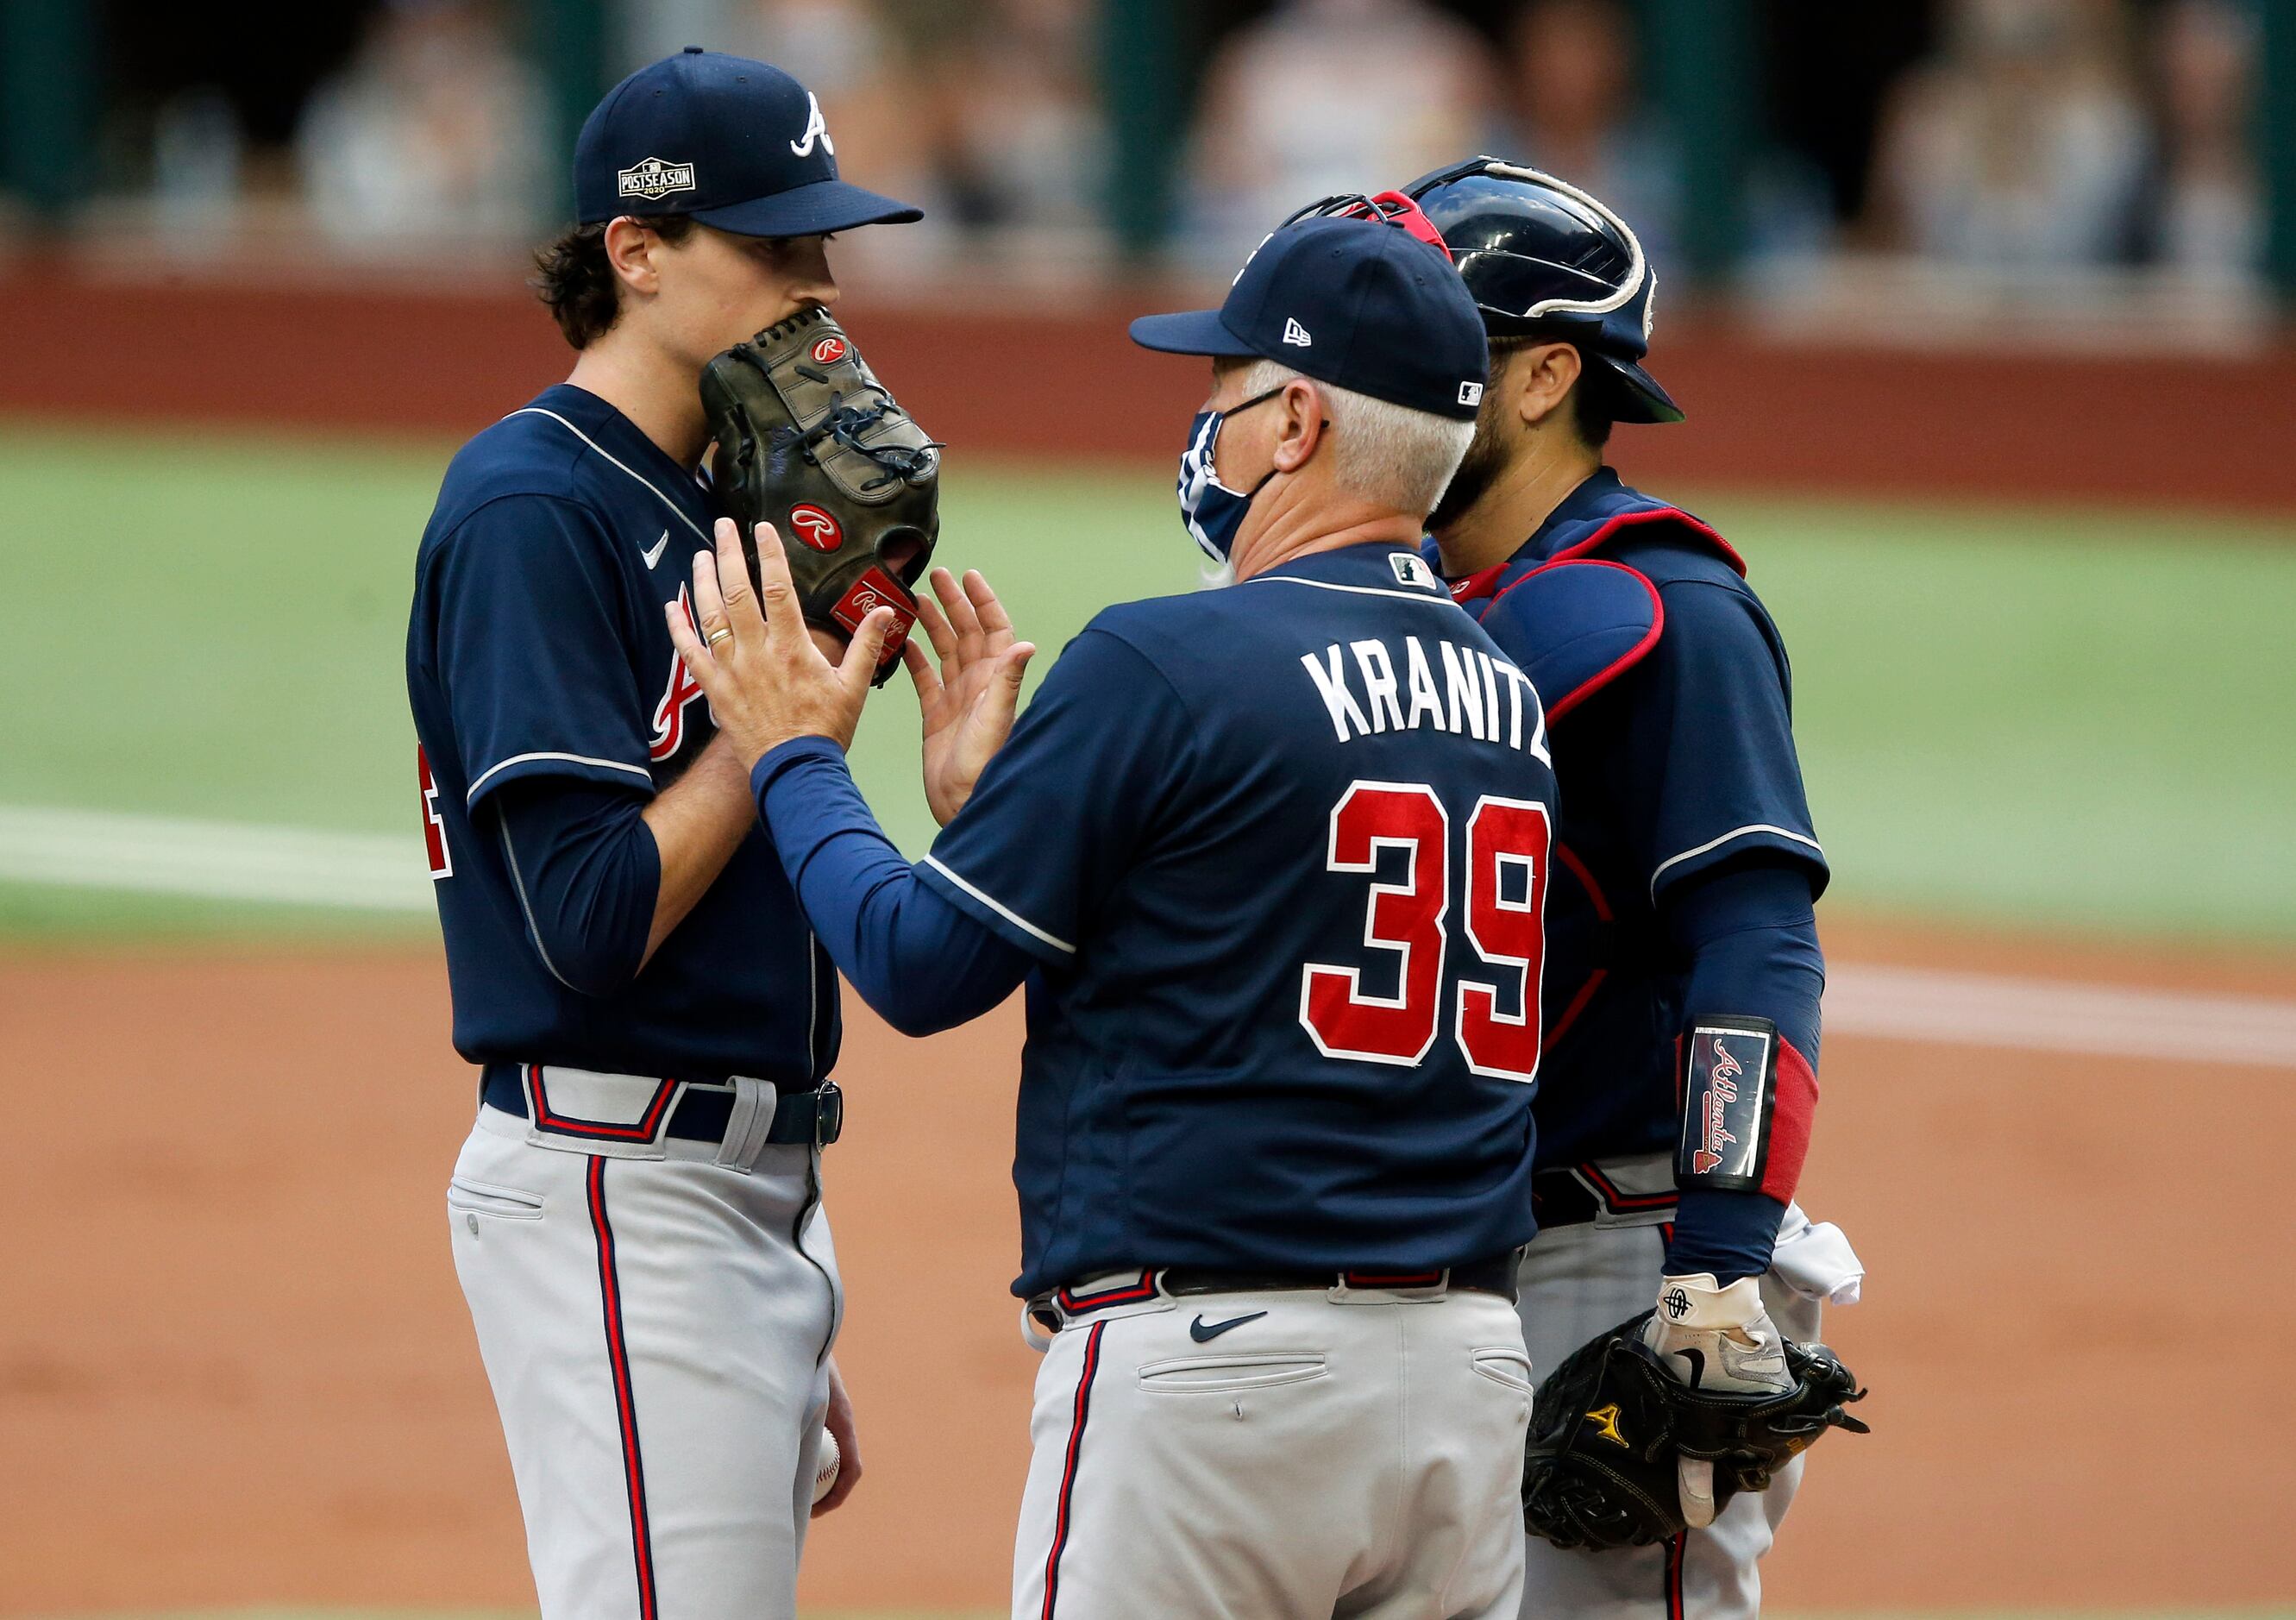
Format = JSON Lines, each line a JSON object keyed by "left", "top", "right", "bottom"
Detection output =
{"left": 1127, "top": 216, "right": 1490, "bottom": 420}
{"left": 618, "top": 157, "right": 697, "bottom": 200}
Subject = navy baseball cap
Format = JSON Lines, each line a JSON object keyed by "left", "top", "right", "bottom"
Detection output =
{"left": 1130, "top": 217, "right": 1489, "bottom": 420}
{"left": 574, "top": 48, "right": 921, "bottom": 236}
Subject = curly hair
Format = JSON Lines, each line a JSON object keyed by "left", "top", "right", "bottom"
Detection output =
{"left": 530, "top": 215, "right": 697, "bottom": 349}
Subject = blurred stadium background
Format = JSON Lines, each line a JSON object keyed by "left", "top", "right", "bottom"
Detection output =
{"left": 2, "top": 0, "right": 2293, "bottom": 1616}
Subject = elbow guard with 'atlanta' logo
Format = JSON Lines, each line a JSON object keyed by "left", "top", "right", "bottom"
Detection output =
{"left": 1676, "top": 1016, "right": 1817, "bottom": 1202}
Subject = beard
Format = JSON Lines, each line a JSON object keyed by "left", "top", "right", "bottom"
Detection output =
{"left": 1426, "top": 418, "right": 1509, "bottom": 534}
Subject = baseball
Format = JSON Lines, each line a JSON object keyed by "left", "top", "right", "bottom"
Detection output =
{"left": 812, "top": 1427, "right": 841, "bottom": 1505}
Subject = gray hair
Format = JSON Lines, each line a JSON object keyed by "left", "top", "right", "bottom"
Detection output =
{"left": 1240, "top": 359, "right": 1476, "bottom": 521}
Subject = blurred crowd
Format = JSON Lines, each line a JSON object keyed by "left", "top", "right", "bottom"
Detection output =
{"left": 1182, "top": 0, "right": 2264, "bottom": 285}
{"left": 135, "top": 0, "right": 1105, "bottom": 266}
{"left": 1869, "top": 0, "right": 2261, "bottom": 280}
{"left": 122, "top": 0, "right": 2268, "bottom": 292}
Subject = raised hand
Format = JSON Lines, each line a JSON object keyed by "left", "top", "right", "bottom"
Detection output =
{"left": 665, "top": 518, "right": 896, "bottom": 769}
{"left": 905, "top": 566, "right": 1036, "bottom": 826}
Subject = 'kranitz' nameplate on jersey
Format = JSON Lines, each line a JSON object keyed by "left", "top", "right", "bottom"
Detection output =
{"left": 910, "top": 541, "right": 1559, "bottom": 1293}
{"left": 1675, "top": 1015, "right": 1779, "bottom": 1193}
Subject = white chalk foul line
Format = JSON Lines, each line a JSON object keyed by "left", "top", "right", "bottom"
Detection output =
{"left": 3, "top": 806, "right": 2294, "bottom": 1066}
{"left": 0, "top": 806, "right": 434, "bottom": 913}
{"left": 1826, "top": 964, "right": 2296, "bottom": 1070}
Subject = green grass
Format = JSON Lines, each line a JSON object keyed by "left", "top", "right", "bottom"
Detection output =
{"left": 1, "top": 420, "right": 2292, "bottom": 943}
{"left": 1693, "top": 491, "right": 2296, "bottom": 941}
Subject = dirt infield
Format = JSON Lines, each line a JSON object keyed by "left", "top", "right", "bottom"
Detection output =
{"left": 3, "top": 922, "right": 2289, "bottom": 1613}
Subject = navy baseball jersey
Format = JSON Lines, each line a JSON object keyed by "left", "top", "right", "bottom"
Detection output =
{"left": 406, "top": 383, "right": 837, "bottom": 1081}
{"left": 1426, "top": 469, "right": 1828, "bottom": 1171}
{"left": 913, "top": 542, "right": 1559, "bottom": 1297}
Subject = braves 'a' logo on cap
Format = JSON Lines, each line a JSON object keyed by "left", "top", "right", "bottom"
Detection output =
{"left": 618, "top": 157, "right": 697, "bottom": 201}
{"left": 811, "top": 335, "right": 848, "bottom": 365}
{"left": 788, "top": 504, "right": 842, "bottom": 551}
{"left": 790, "top": 91, "right": 834, "bottom": 158}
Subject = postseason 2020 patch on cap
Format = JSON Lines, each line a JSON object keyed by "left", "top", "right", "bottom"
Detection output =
{"left": 1129, "top": 216, "right": 1489, "bottom": 420}
{"left": 574, "top": 47, "right": 921, "bottom": 237}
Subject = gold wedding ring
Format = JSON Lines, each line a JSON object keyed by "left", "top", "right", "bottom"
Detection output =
{"left": 706, "top": 627, "right": 735, "bottom": 651}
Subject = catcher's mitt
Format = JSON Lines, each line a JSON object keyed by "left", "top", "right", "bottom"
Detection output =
{"left": 700, "top": 305, "right": 941, "bottom": 685}
{"left": 1521, "top": 1309, "right": 1868, "bottom": 1551}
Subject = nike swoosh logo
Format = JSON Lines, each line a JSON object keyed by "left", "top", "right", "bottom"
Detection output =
{"left": 1673, "top": 1347, "right": 1706, "bottom": 1388}
{"left": 641, "top": 529, "right": 670, "bottom": 569}
{"left": 1189, "top": 1310, "right": 1268, "bottom": 1342}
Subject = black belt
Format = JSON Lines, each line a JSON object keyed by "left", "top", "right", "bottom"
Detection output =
{"left": 480, "top": 1064, "right": 842, "bottom": 1148}
{"left": 1155, "top": 1253, "right": 1521, "bottom": 1304}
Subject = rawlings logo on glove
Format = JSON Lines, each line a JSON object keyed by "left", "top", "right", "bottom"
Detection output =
{"left": 699, "top": 305, "right": 940, "bottom": 686}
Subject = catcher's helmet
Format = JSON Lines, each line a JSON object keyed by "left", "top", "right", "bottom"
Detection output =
{"left": 1402, "top": 157, "right": 1683, "bottom": 424}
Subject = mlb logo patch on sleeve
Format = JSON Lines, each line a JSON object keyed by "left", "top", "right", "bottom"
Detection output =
{"left": 1675, "top": 1017, "right": 1779, "bottom": 1192}
{"left": 1390, "top": 552, "right": 1439, "bottom": 591}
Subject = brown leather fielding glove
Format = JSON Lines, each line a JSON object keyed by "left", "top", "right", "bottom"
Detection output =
{"left": 700, "top": 305, "right": 940, "bottom": 685}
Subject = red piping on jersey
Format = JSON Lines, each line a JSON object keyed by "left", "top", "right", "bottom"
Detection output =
{"left": 1760, "top": 1036, "right": 1820, "bottom": 1204}
{"left": 1553, "top": 841, "right": 1614, "bottom": 924}
{"left": 1449, "top": 559, "right": 1512, "bottom": 605}
{"left": 1547, "top": 505, "right": 1747, "bottom": 575}
{"left": 1450, "top": 505, "right": 1744, "bottom": 605}
{"left": 1578, "top": 1161, "right": 1679, "bottom": 1215}
{"left": 1665, "top": 1529, "right": 1687, "bottom": 1620}
{"left": 1542, "top": 968, "right": 1609, "bottom": 1052}
{"left": 1055, "top": 1272, "right": 1157, "bottom": 1314}
{"left": 1039, "top": 1320, "right": 1106, "bottom": 1618}
{"left": 1542, "top": 843, "right": 1614, "bottom": 1050}
{"left": 1489, "top": 559, "right": 1666, "bottom": 723}
{"left": 526, "top": 1064, "right": 678, "bottom": 1142}
{"left": 588, "top": 1157, "right": 659, "bottom": 1620}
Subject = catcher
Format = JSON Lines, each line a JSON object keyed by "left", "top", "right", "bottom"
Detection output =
{"left": 410, "top": 50, "right": 950, "bottom": 1620}
{"left": 1379, "top": 157, "right": 1875, "bottom": 1614}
